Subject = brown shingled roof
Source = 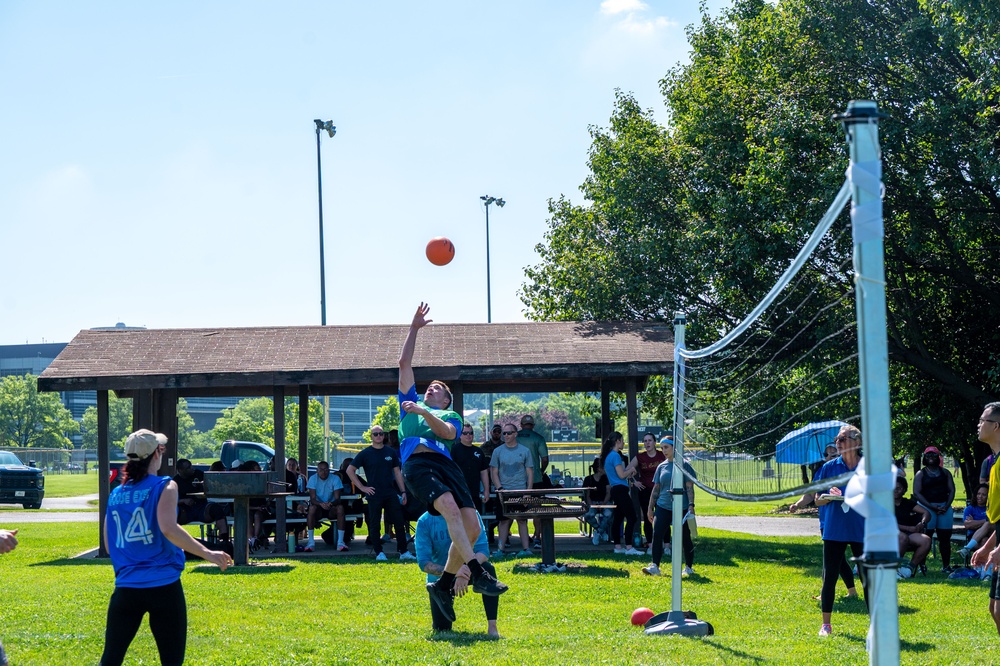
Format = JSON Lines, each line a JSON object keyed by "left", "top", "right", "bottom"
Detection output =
{"left": 37, "top": 321, "right": 674, "bottom": 394}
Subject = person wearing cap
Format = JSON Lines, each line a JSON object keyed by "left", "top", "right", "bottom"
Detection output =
{"left": 517, "top": 414, "right": 549, "bottom": 547}
{"left": 100, "top": 429, "right": 232, "bottom": 666}
{"left": 912, "top": 444, "right": 957, "bottom": 572}
{"left": 398, "top": 303, "right": 508, "bottom": 626}
{"left": 643, "top": 436, "right": 696, "bottom": 577}
{"left": 970, "top": 401, "right": 1000, "bottom": 634}
{"left": 813, "top": 424, "right": 868, "bottom": 637}
{"left": 481, "top": 423, "right": 503, "bottom": 462}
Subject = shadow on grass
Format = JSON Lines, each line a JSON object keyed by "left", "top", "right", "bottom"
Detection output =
{"left": 30, "top": 556, "right": 109, "bottom": 567}
{"left": 700, "top": 638, "right": 767, "bottom": 663}
{"left": 189, "top": 563, "right": 296, "bottom": 575}
{"left": 428, "top": 631, "right": 500, "bottom": 645}
{"left": 510, "top": 562, "right": 629, "bottom": 578}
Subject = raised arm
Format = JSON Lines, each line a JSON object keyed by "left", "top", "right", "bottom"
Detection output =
{"left": 399, "top": 302, "right": 431, "bottom": 393}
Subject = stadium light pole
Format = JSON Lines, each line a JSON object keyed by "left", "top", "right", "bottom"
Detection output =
{"left": 480, "top": 194, "right": 505, "bottom": 429}
{"left": 315, "top": 118, "right": 336, "bottom": 463}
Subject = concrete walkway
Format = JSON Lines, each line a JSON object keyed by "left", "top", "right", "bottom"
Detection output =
{"left": 0, "top": 493, "right": 99, "bottom": 523}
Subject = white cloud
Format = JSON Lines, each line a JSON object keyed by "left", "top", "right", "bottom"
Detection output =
{"left": 598, "top": 0, "right": 678, "bottom": 33}
{"left": 618, "top": 14, "right": 677, "bottom": 33}
{"left": 600, "top": 0, "right": 649, "bottom": 15}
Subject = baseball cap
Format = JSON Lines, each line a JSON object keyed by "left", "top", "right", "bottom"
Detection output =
{"left": 521, "top": 415, "right": 534, "bottom": 425}
{"left": 923, "top": 446, "right": 942, "bottom": 456}
{"left": 125, "top": 429, "right": 167, "bottom": 460}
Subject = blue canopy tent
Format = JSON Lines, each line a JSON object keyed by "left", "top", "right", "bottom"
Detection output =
{"left": 775, "top": 420, "right": 849, "bottom": 466}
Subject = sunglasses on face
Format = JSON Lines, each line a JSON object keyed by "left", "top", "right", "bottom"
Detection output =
{"left": 372, "top": 432, "right": 385, "bottom": 437}
{"left": 462, "top": 430, "right": 474, "bottom": 435}
{"left": 503, "top": 431, "right": 517, "bottom": 436}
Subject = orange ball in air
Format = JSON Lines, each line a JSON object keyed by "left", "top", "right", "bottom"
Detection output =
{"left": 426, "top": 237, "right": 455, "bottom": 266}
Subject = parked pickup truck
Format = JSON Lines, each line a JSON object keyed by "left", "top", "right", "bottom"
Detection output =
{"left": 0, "top": 450, "right": 45, "bottom": 509}
{"left": 196, "top": 440, "right": 316, "bottom": 476}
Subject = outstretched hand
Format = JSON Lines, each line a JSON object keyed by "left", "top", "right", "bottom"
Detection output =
{"left": 0, "top": 529, "right": 19, "bottom": 554}
{"left": 206, "top": 548, "right": 233, "bottom": 572}
{"left": 411, "top": 302, "right": 432, "bottom": 330}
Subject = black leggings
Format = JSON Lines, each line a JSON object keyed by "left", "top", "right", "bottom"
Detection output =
{"left": 428, "top": 562, "right": 499, "bottom": 631}
{"left": 100, "top": 580, "right": 186, "bottom": 666}
{"left": 637, "top": 486, "right": 654, "bottom": 543}
{"left": 820, "top": 541, "right": 867, "bottom": 614}
{"left": 610, "top": 485, "right": 635, "bottom": 546}
{"left": 651, "top": 506, "right": 693, "bottom": 567}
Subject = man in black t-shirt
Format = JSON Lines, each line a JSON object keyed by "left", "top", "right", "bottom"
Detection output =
{"left": 451, "top": 425, "right": 490, "bottom": 514}
{"left": 347, "top": 426, "right": 414, "bottom": 561}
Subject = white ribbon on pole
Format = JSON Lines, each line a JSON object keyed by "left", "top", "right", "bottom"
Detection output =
{"left": 844, "top": 457, "right": 899, "bottom": 554}
{"left": 847, "top": 159, "right": 883, "bottom": 244}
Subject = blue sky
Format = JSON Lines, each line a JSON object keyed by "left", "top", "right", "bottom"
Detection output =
{"left": 0, "top": 0, "right": 728, "bottom": 345}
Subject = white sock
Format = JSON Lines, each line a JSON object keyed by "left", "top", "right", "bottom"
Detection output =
{"left": 307, "top": 529, "right": 315, "bottom": 545}
{"left": 337, "top": 529, "right": 345, "bottom": 545}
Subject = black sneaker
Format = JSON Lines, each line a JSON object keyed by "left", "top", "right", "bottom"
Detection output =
{"left": 426, "top": 582, "right": 456, "bottom": 622}
{"left": 472, "top": 570, "right": 509, "bottom": 596}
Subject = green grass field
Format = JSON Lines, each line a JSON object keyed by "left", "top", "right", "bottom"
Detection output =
{"left": 1, "top": 523, "right": 998, "bottom": 665}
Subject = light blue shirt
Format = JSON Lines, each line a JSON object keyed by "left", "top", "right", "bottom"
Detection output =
{"left": 604, "top": 450, "right": 628, "bottom": 487}
{"left": 415, "top": 512, "right": 489, "bottom": 583}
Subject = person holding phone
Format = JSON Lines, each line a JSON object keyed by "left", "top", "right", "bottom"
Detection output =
{"left": 813, "top": 425, "right": 867, "bottom": 637}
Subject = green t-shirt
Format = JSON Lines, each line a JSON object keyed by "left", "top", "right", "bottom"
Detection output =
{"left": 398, "top": 385, "right": 463, "bottom": 463}
{"left": 517, "top": 429, "right": 548, "bottom": 483}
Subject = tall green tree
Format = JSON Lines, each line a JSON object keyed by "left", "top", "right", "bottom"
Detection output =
{"left": 521, "top": 0, "right": 1000, "bottom": 492}
{"left": 81, "top": 395, "right": 133, "bottom": 452}
{"left": 363, "top": 396, "right": 400, "bottom": 443}
{"left": 0, "top": 374, "right": 79, "bottom": 448}
{"left": 210, "top": 397, "right": 339, "bottom": 463}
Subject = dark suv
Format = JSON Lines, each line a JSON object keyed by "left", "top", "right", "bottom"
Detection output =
{"left": 0, "top": 451, "right": 45, "bottom": 509}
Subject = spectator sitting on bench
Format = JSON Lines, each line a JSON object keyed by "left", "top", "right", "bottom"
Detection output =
{"left": 174, "top": 459, "right": 229, "bottom": 542}
{"left": 959, "top": 483, "right": 993, "bottom": 569}
{"left": 305, "top": 461, "right": 346, "bottom": 552}
{"left": 894, "top": 475, "right": 932, "bottom": 577}
{"left": 582, "top": 457, "right": 612, "bottom": 545}
{"left": 241, "top": 460, "right": 275, "bottom": 551}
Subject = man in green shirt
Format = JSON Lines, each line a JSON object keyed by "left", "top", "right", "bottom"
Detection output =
{"left": 517, "top": 414, "right": 550, "bottom": 546}
{"left": 398, "top": 303, "right": 508, "bottom": 623}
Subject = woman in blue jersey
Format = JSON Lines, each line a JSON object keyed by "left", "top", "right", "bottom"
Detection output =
{"left": 813, "top": 425, "right": 867, "bottom": 638}
{"left": 100, "top": 429, "right": 233, "bottom": 666}
{"left": 600, "top": 432, "right": 641, "bottom": 555}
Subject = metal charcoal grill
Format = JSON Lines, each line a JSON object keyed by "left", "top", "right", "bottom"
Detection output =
{"left": 497, "top": 489, "right": 588, "bottom": 571}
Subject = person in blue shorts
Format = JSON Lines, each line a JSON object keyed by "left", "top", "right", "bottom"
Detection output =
{"left": 398, "top": 303, "right": 508, "bottom": 624}
{"left": 415, "top": 510, "right": 500, "bottom": 637}
{"left": 100, "top": 429, "right": 232, "bottom": 666}
{"left": 814, "top": 424, "right": 868, "bottom": 637}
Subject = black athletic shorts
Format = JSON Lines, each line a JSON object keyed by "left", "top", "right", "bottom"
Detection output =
{"left": 403, "top": 452, "right": 476, "bottom": 516}
{"left": 991, "top": 570, "right": 1000, "bottom": 601}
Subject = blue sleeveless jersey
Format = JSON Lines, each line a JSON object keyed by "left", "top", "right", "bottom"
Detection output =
{"left": 107, "top": 474, "right": 185, "bottom": 588}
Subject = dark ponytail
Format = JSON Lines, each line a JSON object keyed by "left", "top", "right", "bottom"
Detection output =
{"left": 599, "top": 431, "right": 623, "bottom": 468}
{"left": 120, "top": 455, "right": 156, "bottom": 485}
